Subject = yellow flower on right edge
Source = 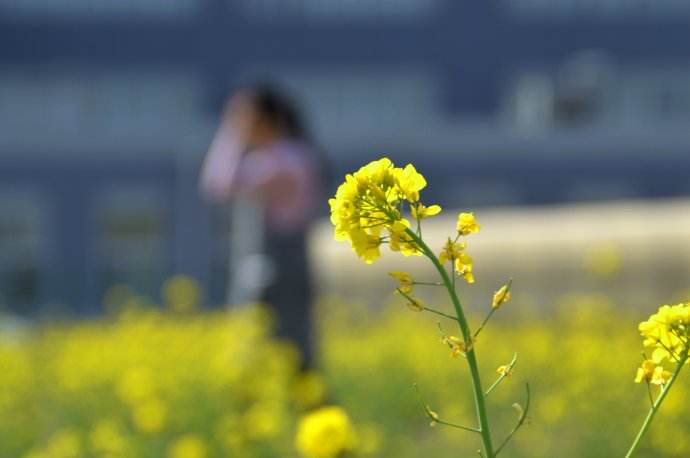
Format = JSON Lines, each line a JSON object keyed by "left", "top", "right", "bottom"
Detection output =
{"left": 635, "top": 302, "right": 690, "bottom": 384}
{"left": 638, "top": 302, "right": 690, "bottom": 365}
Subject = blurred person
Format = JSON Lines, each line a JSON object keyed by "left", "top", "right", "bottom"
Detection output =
{"left": 200, "top": 84, "right": 327, "bottom": 368}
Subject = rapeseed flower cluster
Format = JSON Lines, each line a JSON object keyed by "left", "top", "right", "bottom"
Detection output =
{"left": 328, "top": 157, "right": 439, "bottom": 263}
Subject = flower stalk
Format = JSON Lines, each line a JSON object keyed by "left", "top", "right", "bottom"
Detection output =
{"left": 406, "top": 228, "right": 495, "bottom": 457}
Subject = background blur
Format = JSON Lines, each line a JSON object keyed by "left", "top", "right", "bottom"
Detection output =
{"left": 2, "top": 1, "right": 690, "bottom": 457}
{"left": 3, "top": 0, "right": 690, "bottom": 313}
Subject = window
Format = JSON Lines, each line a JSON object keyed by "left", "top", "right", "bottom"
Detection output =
{"left": 504, "top": 58, "right": 690, "bottom": 128}
{"left": 0, "top": 69, "right": 205, "bottom": 152}
{"left": 0, "top": 189, "right": 48, "bottom": 314}
{"left": 95, "top": 187, "right": 169, "bottom": 303}
{"left": 614, "top": 68, "right": 690, "bottom": 123}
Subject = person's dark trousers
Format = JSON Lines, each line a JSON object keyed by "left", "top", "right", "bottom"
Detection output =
{"left": 261, "top": 230, "right": 314, "bottom": 369}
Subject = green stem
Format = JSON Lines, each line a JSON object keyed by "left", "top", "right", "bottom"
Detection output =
{"left": 406, "top": 228, "right": 495, "bottom": 457}
{"left": 624, "top": 354, "right": 688, "bottom": 458}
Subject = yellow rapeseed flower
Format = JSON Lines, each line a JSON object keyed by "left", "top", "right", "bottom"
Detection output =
{"left": 404, "top": 296, "right": 425, "bottom": 312}
{"left": 635, "top": 360, "right": 657, "bottom": 383}
{"left": 497, "top": 365, "right": 513, "bottom": 377}
{"left": 350, "top": 230, "right": 383, "bottom": 264}
{"left": 650, "top": 366, "right": 673, "bottom": 386}
{"left": 411, "top": 203, "right": 441, "bottom": 220}
{"left": 442, "top": 335, "right": 473, "bottom": 358}
{"left": 395, "top": 163, "right": 427, "bottom": 202}
{"left": 295, "top": 406, "right": 356, "bottom": 458}
{"left": 437, "top": 238, "right": 475, "bottom": 283}
{"left": 454, "top": 252, "right": 475, "bottom": 284}
{"left": 389, "top": 271, "right": 414, "bottom": 294}
{"left": 389, "top": 219, "right": 421, "bottom": 257}
{"left": 456, "top": 212, "right": 480, "bottom": 236}
{"left": 438, "top": 238, "right": 465, "bottom": 265}
{"left": 492, "top": 282, "right": 512, "bottom": 309}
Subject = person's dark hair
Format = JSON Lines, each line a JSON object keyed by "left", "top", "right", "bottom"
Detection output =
{"left": 247, "top": 84, "right": 310, "bottom": 141}
{"left": 241, "top": 83, "right": 333, "bottom": 193}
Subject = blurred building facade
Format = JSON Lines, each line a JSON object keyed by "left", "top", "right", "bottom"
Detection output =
{"left": 1, "top": 0, "right": 690, "bottom": 313}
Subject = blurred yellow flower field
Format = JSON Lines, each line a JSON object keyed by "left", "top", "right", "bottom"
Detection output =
{"left": 0, "top": 293, "right": 688, "bottom": 457}
{"left": 0, "top": 304, "right": 303, "bottom": 458}
{"left": 318, "top": 294, "right": 690, "bottom": 458}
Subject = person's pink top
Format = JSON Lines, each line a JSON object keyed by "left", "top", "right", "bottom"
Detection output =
{"left": 200, "top": 124, "right": 321, "bottom": 234}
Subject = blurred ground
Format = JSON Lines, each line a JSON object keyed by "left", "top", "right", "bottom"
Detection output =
{"left": 312, "top": 198, "right": 690, "bottom": 310}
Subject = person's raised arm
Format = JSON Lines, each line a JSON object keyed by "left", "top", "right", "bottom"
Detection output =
{"left": 199, "top": 114, "right": 247, "bottom": 203}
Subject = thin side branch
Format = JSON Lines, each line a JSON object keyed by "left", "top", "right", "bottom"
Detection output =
{"left": 425, "top": 307, "right": 460, "bottom": 322}
{"left": 396, "top": 288, "right": 458, "bottom": 322}
{"left": 413, "top": 383, "right": 480, "bottom": 434}
{"left": 434, "top": 418, "right": 482, "bottom": 433}
{"left": 485, "top": 353, "right": 518, "bottom": 397}
{"left": 473, "top": 308, "right": 496, "bottom": 340}
{"left": 474, "top": 279, "right": 513, "bottom": 340}
{"left": 495, "top": 383, "right": 531, "bottom": 456}
{"left": 413, "top": 281, "right": 444, "bottom": 287}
